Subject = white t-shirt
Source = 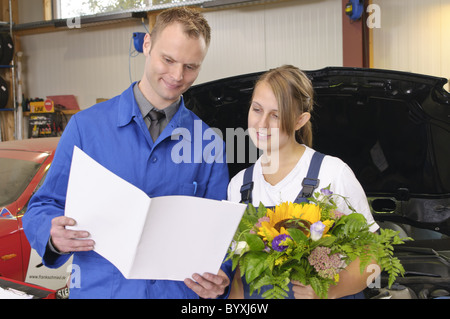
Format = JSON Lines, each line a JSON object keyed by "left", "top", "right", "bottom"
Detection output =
{"left": 227, "top": 146, "right": 379, "bottom": 232}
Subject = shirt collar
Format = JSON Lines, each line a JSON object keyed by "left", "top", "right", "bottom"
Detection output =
{"left": 133, "top": 81, "right": 180, "bottom": 122}
{"left": 117, "top": 83, "right": 192, "bottom": 132}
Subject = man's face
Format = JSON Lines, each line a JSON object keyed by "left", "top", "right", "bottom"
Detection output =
{"left": 140, "top": 22, "right": 208, "bottom": 109}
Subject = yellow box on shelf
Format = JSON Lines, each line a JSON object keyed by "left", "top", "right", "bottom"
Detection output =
{"left": 30, "top": 99, "right": 54, "bottom": 113}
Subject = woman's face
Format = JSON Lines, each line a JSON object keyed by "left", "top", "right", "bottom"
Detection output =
{"left": 248, "top": 81, "right": 292, "bottom": 153}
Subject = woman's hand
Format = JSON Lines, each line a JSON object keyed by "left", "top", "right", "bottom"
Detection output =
{"left": 291, "top": 280, "right": 320, "bottom": 299}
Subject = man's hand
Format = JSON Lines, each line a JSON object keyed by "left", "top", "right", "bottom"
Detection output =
{"left": 50, "top": 216, "right": 95, "bottom": 253}
{"left": 184, "top": 270, "right": 230, "bottom": 299}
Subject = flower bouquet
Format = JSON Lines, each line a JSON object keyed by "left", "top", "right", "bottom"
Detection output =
{"left": 227, "top": 186, "right": 410, "bottom": 299}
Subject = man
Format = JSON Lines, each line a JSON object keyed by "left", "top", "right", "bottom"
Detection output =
{"left": 23, "top": 7, "right": 231, "bottom": 299}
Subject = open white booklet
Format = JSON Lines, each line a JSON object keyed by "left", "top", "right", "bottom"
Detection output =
{"left": 65, "top": 146, "right": 246, "bottom": 281}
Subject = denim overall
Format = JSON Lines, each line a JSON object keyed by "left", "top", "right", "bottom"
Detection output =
{"left": 239, "top": 152, "right": 364, "bottom": 299}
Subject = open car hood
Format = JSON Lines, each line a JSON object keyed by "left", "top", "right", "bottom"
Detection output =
{"left": 184, "top": 67, "right": 450, "bottom": 236}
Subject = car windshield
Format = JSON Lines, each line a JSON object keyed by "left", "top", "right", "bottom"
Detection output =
{"left": 0, "top": 158, "right": 43, "bottom": 207}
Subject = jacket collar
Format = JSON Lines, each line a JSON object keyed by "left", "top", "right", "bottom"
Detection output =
{"left": 117, "top": 82, "right": 141, "bottom": 128}
{"left": 116, "top": 83, "right": 194, "bottom": 138}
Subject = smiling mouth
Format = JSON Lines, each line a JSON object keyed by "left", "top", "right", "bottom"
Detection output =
{"left": 257, "top": 132, "right": 271, "bottom": 139}
{"left": 162, "top": 78, "right": 182, "bottom": 90}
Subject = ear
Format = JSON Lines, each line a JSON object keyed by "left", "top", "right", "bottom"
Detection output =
{"left": 294, "top": 112, "right": 311, "bottom": 131}
{"left": 143, "top": 33, "right": 152, "bottom": 57}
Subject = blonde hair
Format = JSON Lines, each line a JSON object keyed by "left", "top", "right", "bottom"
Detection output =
{"left": 150, "top": 7, "right": 211, "bottom": 48}
{"left": 254, "top": 65, "right": 314, "bottom": 147}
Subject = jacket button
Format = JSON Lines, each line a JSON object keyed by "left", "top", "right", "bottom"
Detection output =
{"left": 152, "top": 157, "right": 157, "bottom": 163}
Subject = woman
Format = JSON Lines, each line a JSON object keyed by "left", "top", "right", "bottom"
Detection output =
{"left": 227, "top": 65, "right": 379, "bottom": 299}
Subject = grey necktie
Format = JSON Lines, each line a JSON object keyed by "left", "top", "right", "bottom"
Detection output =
{"left": 147, "top": 110, "right": 165, "bottom": 142}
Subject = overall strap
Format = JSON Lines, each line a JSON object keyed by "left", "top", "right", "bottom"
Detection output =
{"left": 295, "top": 151, "right": 325, "bottom": 203}
{"left": 240, "top": 164, "right": 255, "bottom": 204}
{"left": 240, "top": 151, "right": 325, "bottom": 205}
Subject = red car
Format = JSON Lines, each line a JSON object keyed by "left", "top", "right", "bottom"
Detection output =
{"left": 0, "top": 137, "right": 60, "bottom": 282}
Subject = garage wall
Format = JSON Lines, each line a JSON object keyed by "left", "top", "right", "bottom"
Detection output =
{"left": 198, "top": 0, "right": 343, "bottom": 84}
{"left": 19, "top": 21, "right": 146, "bottom": 110}
{"left": 372, "top": 0, "right": 450, "bottom": 90}
{"left": 19, "top": 0, "right": 343, "bottom": 109}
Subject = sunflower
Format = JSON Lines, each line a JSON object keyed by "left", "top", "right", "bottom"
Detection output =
{"left": 257, "top": 202, "right": 334, "bottom": 243}
{"left": 257, "top": 219, "right": 288, "bottom": 243}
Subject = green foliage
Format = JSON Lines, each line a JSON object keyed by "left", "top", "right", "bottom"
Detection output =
{"left": 287, "top": 228, "right": 308, "bottom": 243}
{"left": 244, "top": 233, "right": 265, "bottom": 251}
{"left": 241, "top": 252, "right": 267, "bottom": 283}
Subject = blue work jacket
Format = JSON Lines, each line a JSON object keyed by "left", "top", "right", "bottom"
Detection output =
{"left": 23, "top": 83, "right": 231, "bottom": 299}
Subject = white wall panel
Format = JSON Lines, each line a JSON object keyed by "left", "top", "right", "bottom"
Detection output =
{"left": 263, "top": 0, "right": 342, "bottom": 71}
{"left": 372, "top": 0, "right": 450, "bottom": 91}
{"left": 199, "top": 0, "right": 343, "bottom": 83}
{"left": 197, "top": 6, "right": 267, "bottom": 84}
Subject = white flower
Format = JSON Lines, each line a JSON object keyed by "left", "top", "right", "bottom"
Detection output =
{"left": 310, "top": 221, "right": 326, "bottom": 241}
{"left": 232, "top": 241, "right": 249, "bottom": 255}
{"left": 316, "top": 188, "right": 334, "bottom": 205}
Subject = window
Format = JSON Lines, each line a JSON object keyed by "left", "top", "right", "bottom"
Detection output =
{"left": 55, "top": 0, "right": 215, "bottom": 19}
{"left": 0, "top": 157, "right": 43, "bottom": 207}
{"left": 56, "top": 0, "right": 149, "bottom": 18}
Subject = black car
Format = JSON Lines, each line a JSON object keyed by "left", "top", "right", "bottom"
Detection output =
{"left": 184, "top": 67, "right": 450, "bottom": 299}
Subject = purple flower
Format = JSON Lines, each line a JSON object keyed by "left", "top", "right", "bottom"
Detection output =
{"left": 310, "top": 221, "right": 326, "bottom": 241}
{"left": 271, "top": 234, "right": 292, "bottom": 252}
{"left": 317, "top": 187, "right": 333, "bottom": 204}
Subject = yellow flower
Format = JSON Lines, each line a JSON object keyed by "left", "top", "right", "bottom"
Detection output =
{"left": 297, "top": 203, "right": 322, "bottom": 224}
{"left": 275, "top": 255, "right": 288, "bottom": 266}
{"left": 267, "top": 203, "right": 293, "bottom": 225}
{"left": 257, "top": 202, "right": 323, "bottom": 242}
{"left": 334, "top": 273, "right": 340, "bottom": 283}
{"left": 258, "top": 220, "right": 289, "bottom": 242}
{"left": 322, "top": 219, "right": 335, "bottom": 234}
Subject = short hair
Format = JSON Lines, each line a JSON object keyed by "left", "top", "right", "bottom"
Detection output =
{"left": 254, "top": 65, "right": 315, "bottom": 147}
{"left": 150, "top": 7, "right": 211, "bottom": 47}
